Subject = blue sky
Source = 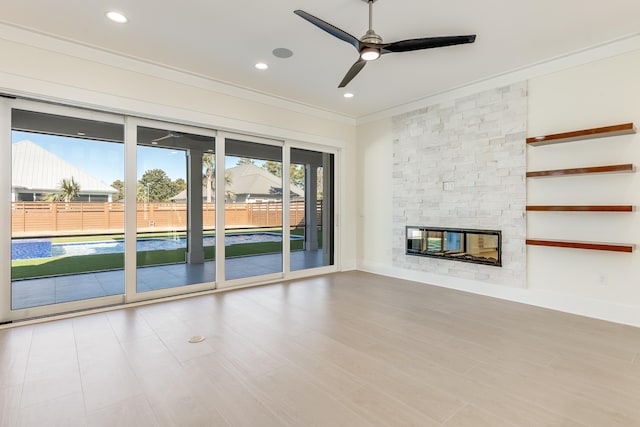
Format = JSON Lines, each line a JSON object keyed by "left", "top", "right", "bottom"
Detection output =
{"left": 12, "top": 131, "right": 248, "bottom": 185}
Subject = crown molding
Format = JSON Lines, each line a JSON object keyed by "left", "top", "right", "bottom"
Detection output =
{"left": 2, "top": 22, "right": 638, "bottom": 129}
{"left": 0, "top": 23, "right": 356, "bottom": 126}
{"left": 356, "top": 32, "right": 640, "bottom": 125}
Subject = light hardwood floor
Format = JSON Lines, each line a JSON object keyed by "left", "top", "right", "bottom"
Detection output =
{"left": 1, "top": 271, "right": 640, "bottom": 426}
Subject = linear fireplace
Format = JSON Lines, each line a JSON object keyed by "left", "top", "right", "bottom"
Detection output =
{"left": 406, "top": 226, "right": 502, "bottom": 267}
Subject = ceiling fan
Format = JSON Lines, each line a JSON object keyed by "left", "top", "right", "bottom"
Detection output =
{"left": 150, "top": 131, "right": 183, "bottom": 144}
{"left": 294, "top": 0, "right": 476, "bottom": 88}
{"left": 148, "top": 130, "right": 212, "bottom": 145}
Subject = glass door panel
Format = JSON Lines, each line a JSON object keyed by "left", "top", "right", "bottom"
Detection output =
{"left": 290, "top": 148, "right": 334, "bottom": 271}
{"left": 135, "top": 126, "right": 215, "bottom": 292}
{"left": 224, "top": 139, "right": 283, "bottom": 280}
{"left": 10, "top": 109, "right": 125, "bottom": 310}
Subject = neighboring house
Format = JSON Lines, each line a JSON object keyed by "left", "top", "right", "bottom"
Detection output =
{"left": 228, "top": 163, "right": 304, "bottom": 203}
{"left": 171, "top": 163, "right": 305, "bottom": 203}
{"left": 11, "top": 140, "right": 118, "bottom": 202}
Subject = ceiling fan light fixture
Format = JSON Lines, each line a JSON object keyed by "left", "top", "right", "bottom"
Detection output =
{"left": 360, "top": 47, "right": 380, "bottom": 61}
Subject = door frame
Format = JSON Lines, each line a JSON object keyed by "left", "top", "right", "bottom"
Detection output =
{"left": 217, "top": 131, "right": 288, "bottom": 289}
{"left": 285, "top": 139, "right": 340, "bottom": 279}
{"left": 2, "top": 98, "right": 127, "bottom": 322}
{"left": 124, "top": 117, "right": 218, "bottom": 303}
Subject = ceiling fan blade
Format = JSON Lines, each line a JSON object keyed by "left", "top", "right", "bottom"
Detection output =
{"left": 338, "top": 59, "right": 367, "bottom": 88}
{"left": 294, "top": 10, "right": 360, "bottom": 51}
{"left": 151, "top": 134, "right": 174, "bottom": 143}
{"left": 384, "top": 35, "right": 476, "bottom": 53}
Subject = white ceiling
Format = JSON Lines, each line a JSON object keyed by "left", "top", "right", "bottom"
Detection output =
{"left": 2, "top": 0, "right": 640, "bottom": 119}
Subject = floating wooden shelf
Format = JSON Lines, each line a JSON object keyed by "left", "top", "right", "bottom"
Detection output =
{"left": 526, "top": 124, "right": 636, "bottom": 253}
{"left": 526, "top": 163, "right": 634, "bottom": 178}
{"left": 526, "top": 239, "right": 634, "bottom": 253}
{"left": 527, "top": 123, "right": 636, "bottom": 146}
{"left": 526, "top": 205, "right": 634, "bottom": 212}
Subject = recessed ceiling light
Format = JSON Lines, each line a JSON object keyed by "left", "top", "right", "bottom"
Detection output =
{"left": 76, "top": 132, "right": 86, "bottom": 136}
{"left": 343, "top": 93, "right": 354, "bottom": 99}
{"left": 106, "top": 11, "right": 128, "bottom": 24}
{"left": 151, "top": 141, "right": 158, "bottom": 145}
{"left": 255, "top": 62, "right": 269, "bottom": 70}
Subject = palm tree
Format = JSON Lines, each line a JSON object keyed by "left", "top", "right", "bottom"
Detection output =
{"left": 203, "top": 154, "right": 234, "bottom": 202}
{"left": 44, "top": 177, "right": 81, "bottom": 202}
{"left": 59, "top": 177, "right": 81, "bottom": 202}
{"left": 203, "top": 153, "right": 215, "bottom": 203}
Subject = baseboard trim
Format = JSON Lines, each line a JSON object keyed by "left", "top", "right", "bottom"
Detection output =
{"left": 358, "top": 261, "right": 640, "bottom": 328}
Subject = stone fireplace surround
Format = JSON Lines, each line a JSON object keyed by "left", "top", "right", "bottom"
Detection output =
{"left": 392, "top": 82, "right": 527, "bottom": 288}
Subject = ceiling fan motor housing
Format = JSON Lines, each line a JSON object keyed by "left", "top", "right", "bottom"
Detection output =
{"left": 361, "top": 29, "right": 383, "bottom": 45}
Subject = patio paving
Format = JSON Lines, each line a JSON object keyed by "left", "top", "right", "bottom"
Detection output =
{"left": 11, "top": 250, "right": 327, "bottom": 310}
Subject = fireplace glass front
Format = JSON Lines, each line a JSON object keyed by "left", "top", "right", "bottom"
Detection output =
{"left": 406, "top": 226, "right": 501, "bottom": 266}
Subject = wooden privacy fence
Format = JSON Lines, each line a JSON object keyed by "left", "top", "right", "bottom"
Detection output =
{"left": 11, "top": 200, "right": 321, "bottom": 236}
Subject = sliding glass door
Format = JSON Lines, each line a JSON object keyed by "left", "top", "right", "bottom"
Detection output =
{"left": 1, "top": 99, "right": 338, "bottom": 322}
{"left": 130, "top": 121, "right": 217, "bottom": 300}
{"left": 290, "top": 148, "right": 335, "bottom": 272}
{"left": 223, "top": 138, "right": 284, "bottom": 282}
{"left": 6, "top": 103, "right": 126, "bottom": 318}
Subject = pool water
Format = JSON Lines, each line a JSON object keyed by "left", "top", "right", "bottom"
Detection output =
{"left": 11, "top": 233, "right": 302, "bottom": 261}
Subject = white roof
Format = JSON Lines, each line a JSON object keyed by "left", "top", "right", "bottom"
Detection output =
{"left": 227, "top": 164, "right": 304, "bottom": 198}
{"left": 11, "top": 140, "right": 117, "bottom": 194}
{"left": 170, "top": 163, "right": 305, "bottom": 201}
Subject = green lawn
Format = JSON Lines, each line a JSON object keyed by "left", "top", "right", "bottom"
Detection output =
{"left": 12, "top": 228, "right": 318, "bottom": 280}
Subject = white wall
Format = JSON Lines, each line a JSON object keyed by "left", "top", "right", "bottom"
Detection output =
{"left": 357, "top": 48, "right": 640, "bottom": 326}
{"left": 0, "top": 26, "right": 358, "bottom": 270}
{"left": 527, "top": 50, "right": 640, "bottom": 311}
{"left": 356, "top": 118, "right": 393, "bottom": 272}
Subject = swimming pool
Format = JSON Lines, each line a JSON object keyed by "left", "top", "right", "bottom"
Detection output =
{"left": 11, "top": 233, "right": 303, "bottom": 261}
